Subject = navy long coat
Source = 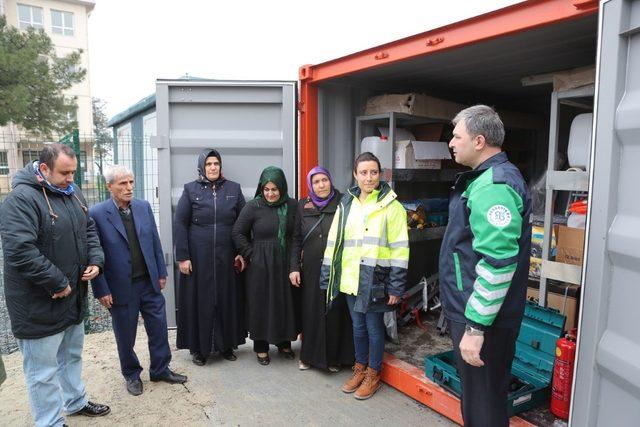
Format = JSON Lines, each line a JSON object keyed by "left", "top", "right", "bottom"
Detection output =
{"left": 174, "top": 177, "right": 247, "bottom": 355}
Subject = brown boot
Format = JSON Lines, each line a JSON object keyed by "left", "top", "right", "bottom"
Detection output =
{"left": 341, "top": 363, "right": 367, "bottom": 393}
{"left": 354, "top": 367, "right": 381, "bottom": 400}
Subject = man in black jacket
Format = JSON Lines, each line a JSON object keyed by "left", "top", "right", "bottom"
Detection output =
{"left": 0, "top": 144, "right": 110, "bottom": 426}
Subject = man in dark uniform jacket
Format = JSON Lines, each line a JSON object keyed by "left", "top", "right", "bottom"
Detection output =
{"left": 440, "top": 105, "right": 532, "bottom": 426}
{"left": 90, "top": 165, "right": 186, "bottom": 396}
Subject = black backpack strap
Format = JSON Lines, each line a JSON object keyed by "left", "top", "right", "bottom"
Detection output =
{"left": 302, "top": 214, "right": 325, "bottom": 246}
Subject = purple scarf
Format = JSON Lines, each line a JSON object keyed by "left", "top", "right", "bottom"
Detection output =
{"left": 307, "top": 166, "right": 335, "bottom": 210}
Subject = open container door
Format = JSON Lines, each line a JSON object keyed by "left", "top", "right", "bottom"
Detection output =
{"left": 151, "top": 80, "right": 297, "bottom": 326}
{"left": 572, "top": 0, "right": 640, "bottom": 425}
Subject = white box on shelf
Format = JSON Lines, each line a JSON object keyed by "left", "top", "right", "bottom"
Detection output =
{"left": 394, "top": 140, "right": 452, "bottom": 169}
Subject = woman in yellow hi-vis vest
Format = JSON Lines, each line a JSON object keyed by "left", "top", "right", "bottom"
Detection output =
{"left": 320, "top": 152, "right": 409, "bottom": 400}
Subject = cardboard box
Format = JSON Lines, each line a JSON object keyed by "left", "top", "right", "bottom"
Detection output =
{"left": 552, "top": 65, "right": 596, "bottom": 92}
{"left": 411, "top": 123, "right": 444, "bottom": 141}
{"left": 364, "top": 93, "right": 545, "bottom": 130}
{"left": 527, "top": 284, "right": 580, "bottom": 331}
{"left": 394, "top": 140, "right": 451, "bottom": 169}
{"left": 364, "top": 93, "right": 463, "bottom": 121}
{"left": 556, "top": 225, "right": 585, "bottom": 266}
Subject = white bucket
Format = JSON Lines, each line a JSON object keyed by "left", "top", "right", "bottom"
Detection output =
{"left": 567, "top": 113, "right": 593, "bottom": 171}
{"left": 361, "top": 136, "right": 393, "bottom": 170}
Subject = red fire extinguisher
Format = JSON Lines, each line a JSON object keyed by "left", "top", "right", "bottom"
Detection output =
{"left": 551, "top": 328, "right": 578, "bottom": 420}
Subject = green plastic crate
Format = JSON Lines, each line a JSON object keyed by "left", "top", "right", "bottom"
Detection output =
{"left": 425, "top": 301, "right": 565, "bottom": 415}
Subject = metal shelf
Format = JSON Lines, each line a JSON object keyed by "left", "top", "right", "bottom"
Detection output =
{"left": 355, "top": 112, "right": 447, "bottom": 127}
{"left": 393, "top": 169, "right": 460, "bottom": 183}
{"left": 409, "top": 226, "right": 447, "bottom": 243}
{"left": 546, "top": 170, "right": 589, "bottom": 191}
{"left": 540, "top": 260, "right": 582, "bottom": 285}
{"left": 538, "top": 85, "right": 594, "bottom": 306}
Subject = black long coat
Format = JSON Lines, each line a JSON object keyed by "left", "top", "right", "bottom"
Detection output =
{"left": 174, "top": 178, "right": 247, "bottom": 355}
{"left": 289, "top": 193, "right": 354, "bottom": 368}
{"left": 232, "top": 198, "right": 298, "bottom": 344}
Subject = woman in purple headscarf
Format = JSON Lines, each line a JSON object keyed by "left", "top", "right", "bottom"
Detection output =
{"left": 289, "top": 167, "right": 354, "bottom": 371}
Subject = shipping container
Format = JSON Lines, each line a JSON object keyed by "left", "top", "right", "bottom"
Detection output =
{"left": 154, "top": 0, "right": 639, "bottom": 425}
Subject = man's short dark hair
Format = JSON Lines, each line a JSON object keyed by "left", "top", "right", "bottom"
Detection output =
{"left": 39, "top": 144, "right": 77, "bottom": 169}
{"left": 452, "top": 105, "right": 505, "bottom": 148}
{"left": 353, "top": 151, "right": 382, "bottom": 173}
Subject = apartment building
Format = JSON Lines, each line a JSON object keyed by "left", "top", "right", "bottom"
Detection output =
{"left": 0, "top": 0, "right": 95, "bottom": 193}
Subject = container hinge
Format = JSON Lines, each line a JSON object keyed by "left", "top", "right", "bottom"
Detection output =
{"left": 297, "top": 100, "right": 305, "bottom": 113}
{"left": 299, "top": 65, "right": 313, "bottom": 81}
{"left": 572, "top": 0, "right": 598, "bottom": 10}
{"left": 374, "top": 51, "right": 389, "bottom": 60}
{"left": 426, "top": 37, "right": 444, "bottom": 47}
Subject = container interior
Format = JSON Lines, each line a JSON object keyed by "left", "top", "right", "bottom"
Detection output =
{"left": 314, "top": 13, "right": 598, "bottom": 426}
{"left": 316, "top": 14, "right": 598, "bottom": 191}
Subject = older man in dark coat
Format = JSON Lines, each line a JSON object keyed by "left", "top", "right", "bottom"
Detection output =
{"left": 90, "top": 165, "right": 186, "bottom": 396}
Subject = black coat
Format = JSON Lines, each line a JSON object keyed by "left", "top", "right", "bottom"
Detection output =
{"left": 232, "top": 198, "right": 298, "bottom": 344}
{"left": 174, "top": 178, "right": 247, "bottom": 354}
{"left": 0, "top": 165, "right": 104, "bottom": 339}
{"left": 290, "top": 193, "right": 354, "bottom": 368}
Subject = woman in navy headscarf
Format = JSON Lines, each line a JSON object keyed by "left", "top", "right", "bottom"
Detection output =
{"left": 174, "top": 149, "right": 247, "bottom": 366}
{"left": 289, "top": 166, "right": 354, "bottom": 371}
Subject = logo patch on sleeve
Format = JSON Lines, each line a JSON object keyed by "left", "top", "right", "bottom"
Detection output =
{"left": 487, "top": 205, "right": 512, "bottom": 227}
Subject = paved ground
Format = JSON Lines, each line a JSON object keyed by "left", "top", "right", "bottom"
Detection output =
{"left": 0, "top": 326, "right": 456, "bottom": 426}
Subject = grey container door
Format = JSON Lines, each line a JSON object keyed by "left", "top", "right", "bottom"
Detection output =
{"left": 151, "top": 80, "right": 297, "bottom": 327}
{"left": 572, "top": 1, "right": 640, "bottom": 425}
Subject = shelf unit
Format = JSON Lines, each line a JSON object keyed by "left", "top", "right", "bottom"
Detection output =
{"left": 354, "top": 112, "right": 448, "bottom": 183}
{"left": 538, "top": 84, "right": 594, "bottom": 307}
{"left": 355, "top": 112, "right": 454, "bottom": 245}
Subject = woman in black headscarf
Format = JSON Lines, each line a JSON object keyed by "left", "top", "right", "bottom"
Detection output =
{"left": 232, "top": 166, "right": 298, "bottom": 365}
{"left": 289, "top": 166, "right": 354, "bottom": 372}
{"left": 174, "top": 149, "right": 247, "bottom": 365}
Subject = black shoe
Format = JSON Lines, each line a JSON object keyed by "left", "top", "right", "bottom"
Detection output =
{"left": 278, "top": 348, "right": 295, "bottom": 360}
{"left": 126, "top": 378, "right": 143, "bottom": 396}
{"left": 222, "top": 349, "right": 237, "bottom": 361}
{"left": 72, "top": 401, "right": 111, "bottom": 417}
{"left": 192, "top": 353, "right": 206, "bottom": 366}
{"left": 150, "top": 369, "right": 188, "bottom": 384}
{"left": 257, "top": 353, "right": 270, "bottom": 365}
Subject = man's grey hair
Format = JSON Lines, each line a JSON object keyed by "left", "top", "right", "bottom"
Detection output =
{"left": 103, "top": 164, "right": 134, "bottom": 184}
{"left": 452, "top": 105, "right": 505, "bottom": 148}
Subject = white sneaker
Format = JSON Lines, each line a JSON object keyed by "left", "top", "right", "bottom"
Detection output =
{"left": 298, "top": 361, "right": 311, "bottom": 370}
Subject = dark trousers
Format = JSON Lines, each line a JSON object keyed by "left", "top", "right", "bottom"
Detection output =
{"left": 253, "top": 340, "right": 291, "bottom": 353}
{"left": 110, "top": 277, "right": 171, "bottom": 380}
{"left": 450, "top": 320, "right": 519, "bottom": 427}
{"left": 346, "top": 294, "right": 385, "bottom": 372}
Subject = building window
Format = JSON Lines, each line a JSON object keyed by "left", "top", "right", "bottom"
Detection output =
{"left": 18, "top": 4, "right": 44, "bottom": 30}
{"left": 0, "top": 151, "right": 9, "bottom": 175}
{"left": 22, "top": 150, "right": 41, "bottom": 167}
{"left": 66, "top": 106, "right": 78, "bottom": 125}
{"left": 51, "top": 10, "right": 74, "bottom": 36}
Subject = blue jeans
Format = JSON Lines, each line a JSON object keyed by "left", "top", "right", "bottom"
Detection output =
{"left": 346, "top": 294, "right": 385, "bottom": 372}
{"left": 17, "top": 322, "right": 88, "bottom": 427}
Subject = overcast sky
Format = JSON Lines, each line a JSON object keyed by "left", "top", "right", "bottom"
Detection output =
{"left": 88, "top": 0, "right": 522, "bottom": 119}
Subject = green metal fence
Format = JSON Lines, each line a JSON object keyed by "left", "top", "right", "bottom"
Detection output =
{"left": 0, "top": 131, "right": 158, "bottom": 354}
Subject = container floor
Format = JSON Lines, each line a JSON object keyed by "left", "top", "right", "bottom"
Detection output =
{"left": 385, "top": 310, "right": 564, "bottom": 427}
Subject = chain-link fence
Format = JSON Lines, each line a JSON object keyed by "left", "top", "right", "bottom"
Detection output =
{"left": 0, "top": 131, "right": 159, "bottom": 354}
